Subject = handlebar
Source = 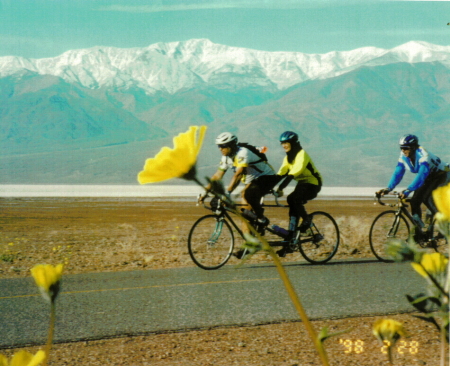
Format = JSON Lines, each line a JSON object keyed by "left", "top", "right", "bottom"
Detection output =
{"left": 197, "top": 190, "right": 288, "bottom": 211}
{"left": 374, "top": 191, "right": 410, "bottom": 208}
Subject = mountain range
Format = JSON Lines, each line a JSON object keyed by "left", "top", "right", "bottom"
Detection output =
{"left": 0, "top": 39, "right": 449, "bottom": 187}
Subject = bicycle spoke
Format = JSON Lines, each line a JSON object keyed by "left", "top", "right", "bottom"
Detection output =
{"left": 369, "top": 211, "right": 409, "bottom": 262}
{"left": 188, "top": 215, "right": 234, "bottom": 270}
{"left": 298, "top": 212, "right": 340, "bottom": 264}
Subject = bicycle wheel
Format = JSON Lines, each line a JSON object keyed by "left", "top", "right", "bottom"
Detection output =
{"left": 369, "top": 210, "right": 410, "bottom": 262}
{"left": 188, "top": 215, "right": 234, "bottom": 270}
{"left": 429, "top": 219, "right": 449, "bottom": 255}
{"left": 298, "top": 211, "right": 340, "bottom": 264}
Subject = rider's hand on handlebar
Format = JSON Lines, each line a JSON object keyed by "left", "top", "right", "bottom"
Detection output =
{"left": 274, "top": 188, "right": 284, "bottom": 198}
{"left": 198, "top": 193, "right": 208, "bottom": 204}
{"left": 399, "top": 190, "right": 411, "bottom": 199}
{"left": 376, "top": 188, "right": 390, "bottom": 197}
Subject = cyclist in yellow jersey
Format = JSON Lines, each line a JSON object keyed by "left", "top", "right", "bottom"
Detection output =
{"left": 274, "top": 131, "right": 323, "bottom": 257}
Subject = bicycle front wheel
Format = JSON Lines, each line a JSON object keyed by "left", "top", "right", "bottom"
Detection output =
{"left": 188, "top": 215, "right": 234, "bottom": 270}
{"left": 369, "top": 210, "right": 410, "bottom": 262}
{"left": 298, "top": 211, "right": 340, "bottom": 264}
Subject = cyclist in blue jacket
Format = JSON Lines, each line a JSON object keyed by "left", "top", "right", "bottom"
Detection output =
{"left": 377, "top": 134, "right": 449, "bottom": 225}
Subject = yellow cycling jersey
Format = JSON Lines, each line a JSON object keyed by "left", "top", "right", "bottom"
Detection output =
{"left": 277, "top": 149, "right": 322, "bottom": 186}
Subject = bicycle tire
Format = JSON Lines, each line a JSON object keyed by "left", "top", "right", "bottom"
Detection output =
{"left": 188, "top": 215, "right": 234, "bottom": 270}
{"left": 297, "top": 211, "right": 340, "bottom": 264}
{"left": 428, "top": 219, "right": 449, "bottom": 255}
{"left": 369, "top": 210, "right": 410, "bottom": 262}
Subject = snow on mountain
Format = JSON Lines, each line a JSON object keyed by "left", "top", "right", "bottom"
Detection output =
{"left": 1, "top": 39, "right": 449, "bottom": 94}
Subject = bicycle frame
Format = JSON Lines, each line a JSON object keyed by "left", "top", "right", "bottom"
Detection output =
{"left": 190, "top": 193, "right": 340, "bottom": 268}
{"left": 205, "top": 198, "right": 320, "bottom": 248}
{"left": 375, "top": 193, "right": 423, "bottom": 233}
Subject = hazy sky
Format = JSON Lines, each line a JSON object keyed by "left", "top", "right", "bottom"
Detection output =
{"left": 0, "top": 0, "right": 449, "bottom": 59}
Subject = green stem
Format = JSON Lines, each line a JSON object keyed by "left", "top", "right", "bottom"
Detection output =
{"left": 43, "top": 302, "right": 55, "bottom": 366}
{"left": 440, "top": 325, "right": 445, "bottom": 366}
{"left": 418, "top": 263, "right": 449, "bottom": 302}
{"left": 241, "top": 212, "right": 330, "bottom": 366}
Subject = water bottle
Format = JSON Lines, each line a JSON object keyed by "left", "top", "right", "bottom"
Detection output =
{"left": 241, "top": 209, "right": 258, "bottom": 221}
{"left": 271, "top": 225, "right": 289, "bottom": 238}
{"left": 412, "top": 214, "right": 424, "bottom": 228}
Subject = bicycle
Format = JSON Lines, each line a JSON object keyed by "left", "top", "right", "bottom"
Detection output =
{"left": 369, "top": 192, "right": 449, "bottom": 262}
{"left": 188, "top": 192, "right": 340, "bottom": 270}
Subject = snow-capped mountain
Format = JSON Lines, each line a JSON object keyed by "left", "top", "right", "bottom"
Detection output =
{"left": 1, "top": 39, "right": 449, "bottom": 94}
{"left": 1, "top": 39, "right": 449, "bottom": 185}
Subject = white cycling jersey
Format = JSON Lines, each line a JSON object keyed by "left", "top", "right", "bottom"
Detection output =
{"left": 219, "top": 146, "right": 275, "bottom": 184}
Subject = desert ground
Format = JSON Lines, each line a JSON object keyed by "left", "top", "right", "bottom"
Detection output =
{"left": 0, "top": 197, "right": 447, "bottom": 365}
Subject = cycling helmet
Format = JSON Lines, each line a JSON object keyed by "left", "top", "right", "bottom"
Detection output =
{"left": 215, "top": 132, "right": 238, "bottom": 146}
{"left": 399, "top": 134, "right": 419, "bottom": 149}
{"left": 279, "top": 131, "right": 299, "bottom": 144}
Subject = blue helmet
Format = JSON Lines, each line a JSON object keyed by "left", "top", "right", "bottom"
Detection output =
{"left": 399, "top": 134, "right": 419, "bottom": 149}
{"left": 280, "top": 131, "right": 299, "bottom": 144}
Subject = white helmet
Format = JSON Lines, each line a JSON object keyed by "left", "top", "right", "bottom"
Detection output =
{"left": 215, "top": 132, "right": 238, "bottom": 146}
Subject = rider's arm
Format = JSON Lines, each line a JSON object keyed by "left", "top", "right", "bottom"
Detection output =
{"left": 405, "top": 162, "right": 430, "bottom": 194}
{"left": 278, "top": 174, "right": 294, "bottom": 191}
{"left": 227, "top": 166, "right": 245, "bottom": 193}
{"left": 387, "top": 162, "right": 405, "bottom": 191}
{"left": 199, "top": 169, "right": 226, "bottom": 202}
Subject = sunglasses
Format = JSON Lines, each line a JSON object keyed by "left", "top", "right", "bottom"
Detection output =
{"left": 218, "top": 144, "right": 230, "bottom": 149}
{"left": 400, "top": 146, "right": 411, "bottom": 151}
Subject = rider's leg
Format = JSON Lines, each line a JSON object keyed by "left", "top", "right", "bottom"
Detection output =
{"left": 243, "top": 176, "right": 279, "bottom": 222}
{"left": 425, "top": 172, "right": 449, "bottom": 215}
{"left": 239, "top": 184, "right": 253, "bottom": 236}
{"left": 411, "top": 171, "right": 448, "bottom": 219}
{"left": 287, "top": 183, "right": 321, "bottom": 233}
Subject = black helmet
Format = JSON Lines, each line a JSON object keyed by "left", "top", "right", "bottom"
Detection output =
{"left": 280, "top": 131, "right": 299, "bottom": 144}
{"left": 399, "top": 134, "right": 419, "bottom": 149}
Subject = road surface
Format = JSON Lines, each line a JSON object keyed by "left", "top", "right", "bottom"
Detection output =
{"left": 0, "top": 259, "right": 424, "bottom": 348}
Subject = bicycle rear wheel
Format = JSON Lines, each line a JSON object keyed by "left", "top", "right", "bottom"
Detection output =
{"left": 188, "top": 215, "right": 234, "bottom": 270}
{"left": 429, "top": 219, "right": 449, "bottom": 255}
{"left": 298, "top": 211, "right": 340, "bottom": 264}
{"left": 369, "top": 210, "right": 410, "bottom": 262}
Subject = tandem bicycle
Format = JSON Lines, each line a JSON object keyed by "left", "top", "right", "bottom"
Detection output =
{"left": 369, "top": 192, "right": 449, "bottom": 262}
{"left": 187, "top": 192, "right": 340, "bottom": 270}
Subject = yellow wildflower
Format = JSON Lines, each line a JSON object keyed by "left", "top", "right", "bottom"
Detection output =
{"left": 372, "top": 318, "right": 407, "bottom": 343}
{"left": 432, "top": 183, "right": 450, "bottom": 221}
{"left": 30, "top": 264, "right": 64, "bottom": 303}
{"left": 138, "top": 126, "right": 207, "bottom": 184}
{"left": 411, "top": 252, "right": 448, "bottom": 279}
{"left": 0, "top": 350, "right": 46, "bottom": 366}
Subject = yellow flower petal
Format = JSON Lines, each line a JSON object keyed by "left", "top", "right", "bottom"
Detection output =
{"left": 0, "top": 354, "right": 8, "bottom": 366}
{"left": 372, "top": 319, "right": 407, "bottom": 343}
{"left": 31, "top": 264, "right": 64, "bottom": 302}
{"left": 8, "top": 350, "right": 46, "bottom": 366}
{"left": 432, "top": 183, "right": 450, "bottom": 221}
{"left": 138, "top": 126, "right": 207, "bottom": 184}
{"left": 411, "top": 262, "right": 427, "bottom": 278}
{"left": 411, "top": 252, "right": 448, "bottom": 278}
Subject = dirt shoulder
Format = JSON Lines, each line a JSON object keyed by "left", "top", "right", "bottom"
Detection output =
{"left": 0, "top": 197, "right": 385, "bottom": 278}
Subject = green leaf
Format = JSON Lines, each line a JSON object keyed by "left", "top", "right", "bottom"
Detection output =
{"left": 318, "top": 326, "right": 352, "bottom": 343}
{"left": 406, "top": 294, "right": 431, "bottom": 313}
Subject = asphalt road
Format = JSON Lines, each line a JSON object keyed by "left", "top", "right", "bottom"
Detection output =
{"left": 0, "top": 259, "right": 425, "bottom": 348}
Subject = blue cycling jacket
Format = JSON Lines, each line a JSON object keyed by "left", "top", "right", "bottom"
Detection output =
{"left": 387, "top": 146, "right": 449, "bottom": 195}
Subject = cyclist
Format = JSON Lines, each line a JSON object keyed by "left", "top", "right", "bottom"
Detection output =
{"left": 377, "top": 134, "right": 450, "bottom": 227}
{"left": 199, "top": 132, "right": 279, "bottom": 254}
{"left": 274, "top": 131, "right": 323, "bottom": 257}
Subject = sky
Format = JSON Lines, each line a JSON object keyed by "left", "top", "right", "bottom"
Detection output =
{"left": 0, "top": 0, "right": 449, "bottom": 59}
